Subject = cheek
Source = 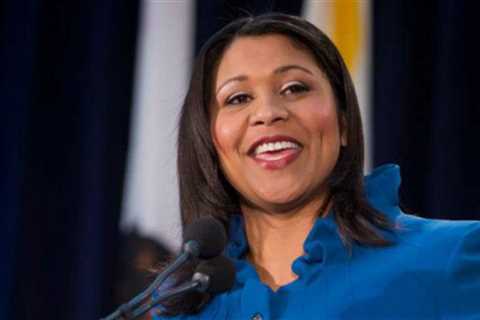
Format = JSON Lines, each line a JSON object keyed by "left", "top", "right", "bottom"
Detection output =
{"left": 298, "top": 101, "right": 340, "bottom": 138}
{"left": 210, "top": 112, "right": 247, "bottom": 191}
{"left": 211, "top": 112, "right": 242, "bottom": 158}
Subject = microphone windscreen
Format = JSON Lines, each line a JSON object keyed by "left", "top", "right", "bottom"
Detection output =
{"left": 195, "top": 255, "right": 235, "bottom": 294}
{"left": 183, "top": 216, "right": 227, "bottom": 259}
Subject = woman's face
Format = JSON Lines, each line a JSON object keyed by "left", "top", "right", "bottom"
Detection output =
{"left": 210, "top": 34, "right": 345, "bottom": 213}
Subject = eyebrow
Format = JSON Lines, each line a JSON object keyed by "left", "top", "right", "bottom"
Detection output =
{"left": 215, "top": 64, "right": 314, "bottom": 95}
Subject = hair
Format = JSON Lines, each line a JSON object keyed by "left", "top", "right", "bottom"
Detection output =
{"left": 178, "top": 12, "right": 392, "bottom": 246}
{"left": 158, "top": 12, "right": 394, "bottom": 317}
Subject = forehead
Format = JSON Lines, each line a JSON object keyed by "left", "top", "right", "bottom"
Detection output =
{"left": 215, "top": 34, "right": 321, "bottom": 82}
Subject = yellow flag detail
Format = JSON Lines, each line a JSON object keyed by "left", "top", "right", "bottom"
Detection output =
{"left": 332, "top": 0, "right": 361, "bottom": 73}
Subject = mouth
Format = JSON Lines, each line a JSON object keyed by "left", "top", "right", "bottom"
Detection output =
{"left": 248, "top": 135, "right": 303, "bottom": 170}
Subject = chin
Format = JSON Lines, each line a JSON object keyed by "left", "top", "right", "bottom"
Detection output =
{"left": 254, "top": 190, "right": 305, "bottom": 212}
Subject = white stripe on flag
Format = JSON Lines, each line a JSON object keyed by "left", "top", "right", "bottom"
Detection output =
{"left": 121, "top": 0, "right": 194, "bottom": 251}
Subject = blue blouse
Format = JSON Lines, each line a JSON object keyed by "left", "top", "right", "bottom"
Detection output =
{"left": 154, "top": 164, "right": 480, "bottom": 319}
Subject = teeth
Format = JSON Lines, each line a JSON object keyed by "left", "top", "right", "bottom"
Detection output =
{"left": 254, "top": 141, "right": 300, "bottom": 155}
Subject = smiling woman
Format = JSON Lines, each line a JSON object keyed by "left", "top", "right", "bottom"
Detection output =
{"left": 153, "top": 13, "right": 480, "bottom": 320}
{"left": 211, "top": 35, "right": 344, "bottom": 215}
{"left": 178, "top": 14, "right": 391, "bottom": 247}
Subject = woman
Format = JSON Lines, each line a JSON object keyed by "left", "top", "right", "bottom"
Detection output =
{"left": 155, "top": 13, "right": 480, "bottom": 319}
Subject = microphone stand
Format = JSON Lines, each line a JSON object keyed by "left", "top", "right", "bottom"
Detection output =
{"left": 101, "top": 242, "right": 200, "bottom": 320}
{"left": 130, "top": 280, "right": 202, "bottom": 319}
{"left": 131, "top": 272, "right": 209, "bottom": 319}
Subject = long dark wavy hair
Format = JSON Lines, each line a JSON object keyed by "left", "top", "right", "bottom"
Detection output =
{"left": 178, "top": 13, "right": 392, "bottom": 246}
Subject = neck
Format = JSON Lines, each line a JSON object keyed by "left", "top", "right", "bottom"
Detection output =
{"left": 241, "top": 197, "right": 328, "bottom": 291}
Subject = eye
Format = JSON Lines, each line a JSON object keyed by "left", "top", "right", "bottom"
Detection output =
{"left": 225, "top": 92, "right": 252, "bottom": 106}
{"left": 281, "top": 81, "right": 310, "bottom": 96}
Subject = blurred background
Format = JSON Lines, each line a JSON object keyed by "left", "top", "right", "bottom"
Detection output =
{"left": 1, "top": 0, "right": 479, "bottom": 319}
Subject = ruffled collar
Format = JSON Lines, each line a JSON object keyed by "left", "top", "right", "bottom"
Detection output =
{"left": 225, "top": 164, "right": 402, "bottom": 285}
{"left": 364, "top": 163, "right": 401, "bottom": 210}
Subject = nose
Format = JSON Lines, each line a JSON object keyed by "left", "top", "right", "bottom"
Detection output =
{"left": 249, "top": 95, "right": 289, "bottom": 126}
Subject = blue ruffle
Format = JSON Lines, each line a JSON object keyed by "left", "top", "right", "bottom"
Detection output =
{"left": 225, "top": 164, "right": 403, "bottom": 285}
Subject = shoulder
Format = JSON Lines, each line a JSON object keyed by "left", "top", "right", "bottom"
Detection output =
{"left": 356, "top": 211, "right": 479, "bottom": 275}
{"left": 435, "top": 218, "right": 480, "bottom": 316}
{"left": 392, "top": 214, "right": 480, "bottom": 316}
{"left": 388, "top": 212, "right": 480, "bottom": 266}
{"left": 364, "top": 163, "right": 479, "bottom": 260}
{"left": 394, "top": 213, "right": 480, "bottom": 255}
{"left": 396, "top": 212, "right": 479, "bottom": 241}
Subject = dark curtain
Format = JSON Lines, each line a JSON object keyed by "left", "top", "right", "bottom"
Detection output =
{"left": 0, "top": 1, "right": 139, "bottom": 319}
{"left": 373, "top": 1, "right": 480, "bottom": 220}
{"left": 195, "top": 0, "right": 303, "bottom": 53}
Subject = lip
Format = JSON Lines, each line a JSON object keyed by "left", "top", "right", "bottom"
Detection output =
{"left": 247, "top": 135, "right": 303, "bottom": 170}
{"left": 247, "top": 135, "right": 303, "bottom": 156}
{"left": 252, "top": 148, "right": 302, "bottom": 170}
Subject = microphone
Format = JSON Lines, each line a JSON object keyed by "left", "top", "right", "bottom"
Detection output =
{"left": 192, "top": 254, "right": 236, "bottom": 294}
{"left": 182, "top": 216, "right": 228, "bottom": 259}
{"left": 130, "top": 255, "right": 236, "bottom": 319}
{"left": 101, "top": 216, "right": 227, "bottom": 320}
